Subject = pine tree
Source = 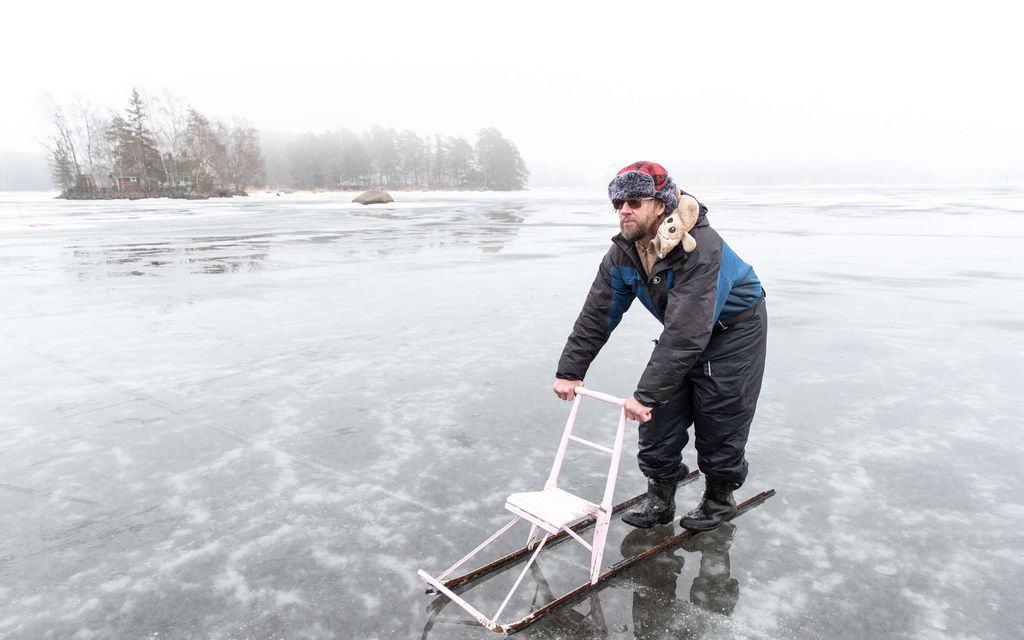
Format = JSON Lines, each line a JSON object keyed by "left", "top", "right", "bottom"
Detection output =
{"left": 49, "top": 136, "right": 77, "bottom": 193}
{"left": 396, "top": 130, "right": 429, "bottom": 188}
{"left": 449, "top": 137, "right": 476, "bottom": 188}
{"left": 366, "top": 126, "right": 397, "bottom": 187}
{"left": 430, "top": 135, "right": 452, "bottom": 188}
{"left": 339, "top": 129, "right": 372, "bottom": 188}
{"left": 105, "top": 90, "right": 166, "bottom": 189}
{"left": 123, "top": 89, "right": 166, "bottom": 187}
{"left": 475, "top": 127, "right": 528, "bottom": 190}
{"left": 104, "top": 115, "right": 132, "bottom": 177}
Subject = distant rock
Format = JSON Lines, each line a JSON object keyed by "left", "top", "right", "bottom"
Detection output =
{"left": 353, "top": 188, "right": 394, "bottom": 205}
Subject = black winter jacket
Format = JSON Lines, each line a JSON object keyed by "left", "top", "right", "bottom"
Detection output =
{"left": 556, "top": 207, "right": 762, "bottom": 408}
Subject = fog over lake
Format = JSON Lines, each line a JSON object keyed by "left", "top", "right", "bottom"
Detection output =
{"left": 1, "top": 186, "right": 1022, "bottom": 639}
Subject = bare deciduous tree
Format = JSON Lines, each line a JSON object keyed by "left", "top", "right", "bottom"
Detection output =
{"left": 149, "top": 90, "right": 190, "bottom": 186}
{"left": 223, "top": 122, "right": 264, "bottom": 193}
{"left": 46, "top": 105, "right": 81, "bottom": 193}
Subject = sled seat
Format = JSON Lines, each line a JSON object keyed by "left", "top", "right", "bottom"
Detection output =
{"left": 505, "top": 487, "right": 599, "bottom": 532}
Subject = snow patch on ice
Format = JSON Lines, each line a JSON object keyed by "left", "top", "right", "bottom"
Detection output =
{"left": 161, "top": 540, "right": 223, "bottom": 573}
{"left": 311, "top": 545, "right": 349, "bottom": 570}
{"left": 99, "top": 575, "right": 131, "bottom": 593}
{"left": 109, "top": 446, "right": 133, "bottom": 466}
{"left": 291, "top": 486, "right": 346, "bottom": 504}
{"left": 901, "top": 587, "right": 949, "bottom": 632}
{"left": 357, "top": 591, "right": 381, "bottom": 614}
{"left": 215, "top": 567, "right": 253, "bottom": 605}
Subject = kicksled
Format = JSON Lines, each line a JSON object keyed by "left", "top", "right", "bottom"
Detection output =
{"left": 416, "top": 388, "right": 776, "bottom": 634}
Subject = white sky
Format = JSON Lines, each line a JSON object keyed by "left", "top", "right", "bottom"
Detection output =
{"left": 3, "top": 0, "right": 1022, "bottom": 184}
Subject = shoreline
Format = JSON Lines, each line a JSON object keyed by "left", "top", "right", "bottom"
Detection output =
{"left": 59, "top": 189, "right": 244, "bottom": 201}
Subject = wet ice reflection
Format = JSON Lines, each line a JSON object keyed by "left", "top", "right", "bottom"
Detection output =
{"left": 68, "top": 238, "right": 271, "bottom": 277}
{"left": 61, "top": 204, "right": 527, "bottom": 279}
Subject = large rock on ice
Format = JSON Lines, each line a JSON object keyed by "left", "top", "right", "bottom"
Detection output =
{"left": 353, "top": 188, "right": 395, "bottom": 205}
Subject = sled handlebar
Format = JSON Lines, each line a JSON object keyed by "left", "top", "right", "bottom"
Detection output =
{"left": 574, "top": 387, "right": 625, "bottom": 406}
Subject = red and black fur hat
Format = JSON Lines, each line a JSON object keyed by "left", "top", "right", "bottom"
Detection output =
{"left": 607, "top": 161, "right": 679, "bottom": 215}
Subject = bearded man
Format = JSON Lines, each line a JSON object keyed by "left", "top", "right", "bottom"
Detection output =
{"left": 552, "top": 161, "right": 767, "bottom": 531}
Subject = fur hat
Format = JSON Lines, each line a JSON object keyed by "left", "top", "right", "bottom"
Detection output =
{"left": 608, "top": 161, "right": 679, "bottom": 215}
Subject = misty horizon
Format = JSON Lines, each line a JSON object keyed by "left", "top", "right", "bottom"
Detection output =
{"left": 4, "top": 142, "right": 1022, "bottom": 192}
{"left": 2, "top": 3, "right": 1022, "bottom": 190}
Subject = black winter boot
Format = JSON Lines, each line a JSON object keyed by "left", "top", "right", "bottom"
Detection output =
{"left": 622, "top": 464, "right": 689, "bottom": 529}
{"left": 680, "top": 481, "right": 737, "bottom": 532}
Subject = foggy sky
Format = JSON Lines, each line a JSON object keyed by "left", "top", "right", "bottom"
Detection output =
{"left": 4, "top": 0, "right": 1022, "bottom": 185}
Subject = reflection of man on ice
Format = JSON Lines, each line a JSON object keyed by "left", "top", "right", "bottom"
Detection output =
{"left": 621, "top": 523, "right": 740, "bottom": 638}
{"left": 553, "top": 162, "right": 767, "bottom": 531}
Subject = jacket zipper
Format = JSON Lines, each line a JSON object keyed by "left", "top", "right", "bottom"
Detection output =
{"left": 612, "top": 236, "right": 669, "bottom": 286}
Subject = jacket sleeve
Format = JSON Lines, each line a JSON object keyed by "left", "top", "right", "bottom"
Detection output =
{"left": 556, "top": 248, "right": 634, "bottom": 381}
{"left": 633, "top": 232, "right": 722, "bottom": 407}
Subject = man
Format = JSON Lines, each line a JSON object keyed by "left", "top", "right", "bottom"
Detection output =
{"left": 552, "top": 161, "right": 767, "bottom": 531}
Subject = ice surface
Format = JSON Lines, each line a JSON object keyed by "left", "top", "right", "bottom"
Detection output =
{"left": 1, "top": 186, "right": 1022, "bottom": 639}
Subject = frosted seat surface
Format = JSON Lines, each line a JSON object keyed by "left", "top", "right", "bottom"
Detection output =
{"left": 505, "top": 487, "right": 599, "bottom": 528}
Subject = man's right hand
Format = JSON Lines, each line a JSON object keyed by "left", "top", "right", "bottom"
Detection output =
{"left": 552, "top": 378, "right": 583, "bottom": 401}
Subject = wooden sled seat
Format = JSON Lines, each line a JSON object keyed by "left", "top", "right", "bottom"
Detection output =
{"left": 505, "top": 487, "right": 600, "bottom": 531}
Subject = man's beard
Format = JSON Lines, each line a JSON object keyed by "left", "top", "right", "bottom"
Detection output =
{"left": 620, "top": 218, "right": 653, "bottom": 243}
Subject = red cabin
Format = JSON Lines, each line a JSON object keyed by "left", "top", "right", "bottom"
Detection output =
{"left": 112, "top": 176, "right": 144, "bottom": 192}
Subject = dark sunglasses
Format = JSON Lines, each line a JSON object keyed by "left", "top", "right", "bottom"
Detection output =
{"left": 612, "top": 197, "right": 655, "bottom": 211}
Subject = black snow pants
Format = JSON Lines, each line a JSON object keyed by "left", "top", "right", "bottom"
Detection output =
{"left": 637, "top": 300, "right": 768, "bottom": 490}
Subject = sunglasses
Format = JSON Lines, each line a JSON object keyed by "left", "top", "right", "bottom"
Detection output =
{"left": 612, "top": 198, "right": 655, "bottom": 211}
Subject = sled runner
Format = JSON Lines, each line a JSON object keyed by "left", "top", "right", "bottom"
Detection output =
{"left": 416, "top": 387, "right": 629, "bottom": 633}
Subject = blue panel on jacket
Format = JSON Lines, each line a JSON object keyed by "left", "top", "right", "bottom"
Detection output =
{"left": 714, "top": 242, "right": 762, "bottom": 322}
{"left": 608, "top": 265, "right": 637, "bottom": 332}
{"left": 609, "top": 265, "right": 663, "bottom": 329}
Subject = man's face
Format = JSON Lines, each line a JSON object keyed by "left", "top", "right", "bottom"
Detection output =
{"left": 616, "top": 198, "right": 665, "bottom": 243}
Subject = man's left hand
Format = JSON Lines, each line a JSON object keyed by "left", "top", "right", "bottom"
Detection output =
{"left": 623, "top": 396, "right": 653, "bottom": 423}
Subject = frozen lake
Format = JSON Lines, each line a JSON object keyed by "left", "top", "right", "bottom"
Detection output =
{"left": 1, "top": 186, "right": 1022, "bottom": 639}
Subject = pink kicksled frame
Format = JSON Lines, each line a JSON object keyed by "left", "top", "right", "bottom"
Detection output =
{"left": 416, "top": 387, "right": 628, "bottom": 633}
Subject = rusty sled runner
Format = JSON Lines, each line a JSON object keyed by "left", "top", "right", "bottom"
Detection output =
{"left": 416, "top": 387, "right": 776, "bottom": 634}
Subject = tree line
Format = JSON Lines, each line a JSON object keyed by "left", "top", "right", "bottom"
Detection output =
{"left": 267, "top": 125, "right": 529, "bottom": 191}
{"left": 47, "top": 90, "right": 529, "bottom": 198}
